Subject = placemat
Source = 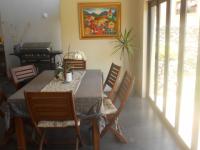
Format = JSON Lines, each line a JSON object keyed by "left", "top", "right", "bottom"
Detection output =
{"left": 41, "top": 70, "right": 86, "bottom": 93}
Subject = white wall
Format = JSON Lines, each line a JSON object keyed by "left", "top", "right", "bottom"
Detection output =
{"left": 0, "top": 0, "right": 148, "bottom": 97}
{"left": 60, "top": 0, "right": 139, "bottom": 83}
{"left": 131, "top": 0, "right": 148, "bottom": 97}
{"left": 0, "top": 0, "right": 61, "bottom": 71}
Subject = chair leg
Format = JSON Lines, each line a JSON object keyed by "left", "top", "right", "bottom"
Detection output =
{"left": 75, "top": 125, "right": 84, "bottom": 147}
{"left": 101, "top": 120, "right": 128, "bottom": 143}
{"left": 100, "top": 121, "right": 114, "bottom": 138}
{"left": 0, "top": 110, "right": 4, "bottom": 118}
{"left": 110, "top": 126, "right": 128, "bottom": 143}
{"left": 1, "top": 123, "right": 15, "bottom": 145}
{"left": 100, "top": 126, "right": 109, "bottom": 138}
{"left": 39, "top": 131, "right": 46, "bottom": 150}
{"left": 75, "top": 137, "right": 79, "bottom": 150}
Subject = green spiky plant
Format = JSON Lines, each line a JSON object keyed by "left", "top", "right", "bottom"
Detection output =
{"left": 112, "top": 29, "right": 134, "bottom": 60}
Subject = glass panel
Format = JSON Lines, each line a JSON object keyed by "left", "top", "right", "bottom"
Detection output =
{"left": 149, "top": 6, "right": 157, "bottom": 101}
{"left": 156, "top": 2, "right": 167, "bottom": 111}
{"left": 178, "top": 0, "right": 200, "bottom": 147}
{"left": 165, "top": 0, "right": 180, "bottom": 127}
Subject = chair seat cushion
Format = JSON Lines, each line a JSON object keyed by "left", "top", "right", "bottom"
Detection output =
{"left": 103, "top": 92, "right": 108, "bottom": 98}
{"left": 37, "top": 119, "right": 80, "bottom": 128}
{"left": 102, "top": 98, "right": 117, "bottom": 115}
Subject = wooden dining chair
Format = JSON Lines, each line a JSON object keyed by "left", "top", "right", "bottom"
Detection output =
{"left": 24, "top": 91, "right": 83, "bottom": 150}
{"left": 63, "top": 59, "right": 86, "bottom": 70}
{"left": 0, "top": 90, "right": 6, "bottom": 117}
{"left": 0, "top": 89, "right": 16, "bottom": 145}
{"left": 103, "top": 63, "right": 121, "bottom": 99}
{"left": 10, "top": 64, "right": 38, "bottom": 90}
{"left": 101, "top": 71, "right": 134, "bottom": 143}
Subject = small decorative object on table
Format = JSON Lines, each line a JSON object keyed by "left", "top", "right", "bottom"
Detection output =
{"left": 74, "top": 51, "right": 86, "bottom": 60}
{"left": 54, "top": 65, "right": 64, "bottom": 80}
{"left": 64, "top": 44, "right": 86, "bottom": 60}
{"left": 64, "top": 63, "right": 72, "bottom": 82}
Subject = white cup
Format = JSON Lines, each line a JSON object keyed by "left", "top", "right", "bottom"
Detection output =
{"left": 66, "top": 72, "right": 73, "bottom": 82}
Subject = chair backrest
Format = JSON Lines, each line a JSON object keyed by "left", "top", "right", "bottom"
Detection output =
{"left": 24, "top": 91, "right": 78, "bottom": 125}
{"left": 10, "top": 64, "right": 37, "bottom": 89}
{"left": 63, "top": 59, "right": 86, "bottom": 70}
{"left": 114, "top": 71, "right": 133, "bottom": 112}
{"left": 103, "top": 63, "right": 121, "bottom": 97}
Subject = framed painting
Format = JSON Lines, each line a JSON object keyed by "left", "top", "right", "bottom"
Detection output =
{"left": 78, "top": 2, "right": 121, "bottom": 39}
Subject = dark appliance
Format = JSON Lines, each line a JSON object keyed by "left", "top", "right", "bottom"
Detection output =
{"left": 11, "top": 42, "right": 62, "bottom": 73}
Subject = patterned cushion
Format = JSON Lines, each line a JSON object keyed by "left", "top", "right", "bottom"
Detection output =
{"left": 37, "top": 119, "right": 80, "bottom": 128}
{"left": 102, "top": 98, "right": 117, "bottom": 115}
{"left": 103, "top": 92, "right": 108, "bottom": 98}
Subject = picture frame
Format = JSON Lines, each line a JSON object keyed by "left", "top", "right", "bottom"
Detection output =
{"left": 78, "top": 2, "right": 121, "bottom": 39}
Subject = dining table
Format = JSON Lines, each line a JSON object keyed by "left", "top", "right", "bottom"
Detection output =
{"left": 6, "top": 69, "right": 103, "bottom": 150}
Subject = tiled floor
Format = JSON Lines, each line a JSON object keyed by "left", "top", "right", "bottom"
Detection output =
{"left": 100, "top": 96, "right": 181, "bottom": 150}
{"left": 0, "top": 76, "right": 182, "bottom": 150}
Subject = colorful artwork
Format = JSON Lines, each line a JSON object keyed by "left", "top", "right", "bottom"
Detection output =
{"left": 79, "top": 3, "right": 121, "bottom": 39}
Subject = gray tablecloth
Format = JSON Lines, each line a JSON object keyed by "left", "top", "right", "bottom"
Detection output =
{"left": 6, "top": 70, "right": 103, "bottom": 128}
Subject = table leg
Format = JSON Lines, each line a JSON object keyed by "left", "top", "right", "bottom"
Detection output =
{"left": 92, "top": 119, "right": 100, "bottom": 150}
{"left": 15, "top": 117, "right": 26, "bottom": 150}
{"left": 1, "top": 119, "right": 14, "bottom": 145}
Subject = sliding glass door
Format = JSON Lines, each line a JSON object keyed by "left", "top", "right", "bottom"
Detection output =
{"left": 178, "top": 0, "right": 200, "bottom": 147}
{"left": 149, "top": 6, "right": 157, "bottom": 101}
{"left": 156, "top": 2, "right": 167, "bottom": 112}
{"left": 165, "top": 0, "right": 180, "bottom": 127}
{"left": 148, "top": 0, "right": 200, "bottom": 149}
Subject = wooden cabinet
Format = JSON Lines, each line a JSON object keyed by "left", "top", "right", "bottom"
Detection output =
{"left": 0, "top": 44, "right": 6, "bottom": 76}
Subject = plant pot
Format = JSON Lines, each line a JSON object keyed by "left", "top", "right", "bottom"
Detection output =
{"left": 66, "top": 72, "right": 73, "bottom": 82}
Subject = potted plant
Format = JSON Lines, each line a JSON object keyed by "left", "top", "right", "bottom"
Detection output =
{"left": 112, "top": 28, "right": 135, "bottom": 60}
{"left": 64, "top": 64, "right": 72, "bottom": 82}
{"left": 54, "top": 61, "right": 64, "bottom": 80}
